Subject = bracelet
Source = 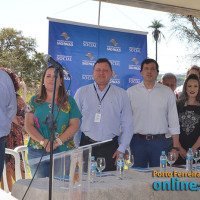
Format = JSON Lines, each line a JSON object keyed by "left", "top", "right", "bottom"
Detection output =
{"left": 56, "top": 137, "right": 63, "bottom": 146}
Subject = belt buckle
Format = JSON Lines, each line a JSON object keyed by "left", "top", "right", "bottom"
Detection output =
{"left": 146, "top": 135, "right": 153, "bottom": 140}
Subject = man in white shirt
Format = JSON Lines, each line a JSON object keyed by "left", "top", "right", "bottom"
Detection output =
{"left": 127, "top": 59, "right": 180, "bottom": 168}
{"left": 0, "top": 70, "right": 17, "bottom": 179}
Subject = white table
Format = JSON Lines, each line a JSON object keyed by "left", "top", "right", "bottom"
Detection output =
{"left": 11, "top": 167, "right": 200, "bottom": 200}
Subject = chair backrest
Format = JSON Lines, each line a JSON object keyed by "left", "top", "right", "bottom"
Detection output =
{"left": 3, "top": 148, "right": 22, "bottom": 193}
{"left": 14, "top": 146, "right": 31, "bottom": 179}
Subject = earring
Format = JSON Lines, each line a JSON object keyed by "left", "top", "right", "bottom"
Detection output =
{"left": 43, "top": 83, "right": 45, "bottom": 86}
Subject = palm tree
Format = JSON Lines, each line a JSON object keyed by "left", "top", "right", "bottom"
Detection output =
{"left": 148, "top": 20, "right": 165, "bottom": 61}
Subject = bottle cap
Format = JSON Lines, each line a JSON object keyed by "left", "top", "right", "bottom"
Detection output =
{"left": 188, "top": 148, "right": 192, "bottom": 150}
{"left": 119, "top": 154, "right": 123, "bottom": 157}
{"left": 162, "top": 151, "right": 165, "bottom": 154}
{"left": 91, "top": 156, "right": 95, "bottom": 159}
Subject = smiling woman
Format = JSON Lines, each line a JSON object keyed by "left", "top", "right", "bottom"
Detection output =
{"left": 25, "top": 66, "right": 82, "bottom": 178}
{"left": 175, "top": 74, "right": 200, "bottom": 165}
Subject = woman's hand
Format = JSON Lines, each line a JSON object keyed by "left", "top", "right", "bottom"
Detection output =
{"left": 179, "top": 146, "right": 187, "bottom": 159}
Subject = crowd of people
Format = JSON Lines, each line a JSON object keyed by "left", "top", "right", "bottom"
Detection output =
{"left": 0, "top": 58, "right": 200, "bottom": 191}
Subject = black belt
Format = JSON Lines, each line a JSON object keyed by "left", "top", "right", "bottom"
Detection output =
{"left": 81, "top": 132, "right": 118, "bottom": 144}
{"left": 134, "top": 133, "right": 165, "bottom": 140}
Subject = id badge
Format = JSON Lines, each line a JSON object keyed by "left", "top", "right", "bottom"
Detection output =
{"left": 94, "top": 113, "right": 101, "bottom": 122}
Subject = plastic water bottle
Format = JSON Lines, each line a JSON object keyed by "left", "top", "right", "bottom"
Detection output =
{"left": 117, "top": 154, "right": 124, "bottom": 180}
{"left": 186, "top": 148, "right": 193, "bottom": 171}
{"left": 90, "top": 156, "right": 97, "bottom": 183}
{"left": 160, "top": 151, "right": 167, "bottom": 172}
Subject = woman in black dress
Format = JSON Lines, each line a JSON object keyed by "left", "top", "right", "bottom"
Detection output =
{"left": 175, "top": 74, "right": 200, "bottom": 165}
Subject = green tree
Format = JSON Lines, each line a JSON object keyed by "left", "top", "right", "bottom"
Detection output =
{"left": 169, "top": 14, "right": 200, "bottom": 60}
{"left": 148, "top": 19, "right": 165, "bottom": 61}
{"left": 0, "top": 28, "right": 47, "bottom": 87}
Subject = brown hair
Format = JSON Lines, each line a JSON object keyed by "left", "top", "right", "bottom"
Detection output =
{"left": 35, "top": 66, "right": 68, "bottom": 105}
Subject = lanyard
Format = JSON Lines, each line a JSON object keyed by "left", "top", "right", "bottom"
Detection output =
{"left": 93, "top": 84, "right": 111, "bottom": 105}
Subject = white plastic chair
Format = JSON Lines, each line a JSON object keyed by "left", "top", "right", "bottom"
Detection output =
{"left": 2, "top": 148, "right": 22, "bottom": 193}
{"left": 14, "top": 145, "right": 31, "bottom": 179}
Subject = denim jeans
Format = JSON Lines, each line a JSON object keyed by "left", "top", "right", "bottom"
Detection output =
{"left": 28, "top": 147, "right": 60, "bottom": 178}
{"left": 130, "top": 135, "right": 168, "bottom": 168}
{"left": 0, "top": 136, "right": 6, "bottom": 179}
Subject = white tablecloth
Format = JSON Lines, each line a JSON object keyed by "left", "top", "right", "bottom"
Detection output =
{"left": 11, "top": 167, "right": 200, "bottom": 200}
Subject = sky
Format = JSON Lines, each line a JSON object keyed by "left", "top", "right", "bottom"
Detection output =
{"left": 1, "top": 0, "right": 199, "bottom": 74}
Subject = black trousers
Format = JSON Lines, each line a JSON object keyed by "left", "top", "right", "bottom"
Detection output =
{"left": 80, "top": 133, "right": 119, "bottom": 171}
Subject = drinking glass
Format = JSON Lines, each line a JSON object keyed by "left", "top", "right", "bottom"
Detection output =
{"left": 167, "top": 152, "right": 176, "bottom": 170}
{"left": 96, "top": 157, "right": 106, "bottom": 181}
{"left": 193, "top": 150, "right": 200, "bottom": 171}
{"left": 125, "top": 154, "right": 134, "bottom": 170}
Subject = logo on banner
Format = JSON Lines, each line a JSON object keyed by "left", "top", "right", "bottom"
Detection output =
{"left": 57, "top": 55, "right": 72, "bottom": 62}
{"left": 86, "top": 53, "right": 95, "bottom": 61}
{"left": 129, "top": 78, "right": 140, "bottom": 84}
{"left": 110, "top": 39, "right": 118, "bottom": 47}
{"left": 57, "top": 32, "right": 73, "bottom": 46}
{"left": 110, "top": 60, "right": 120, "bottom": 66}
{"left": 110, "top": 78, "right": 120, "bottom": 84}
{"left": 129, "top": 57, "right": 141, "bottom": 70}
{"left": 129, "top": 47, "right": 141, "bottom": 53}
{"left": 82, "top": 53, "right": 96, "bottom": 66}
{"left": 107, "top": 39, "right": 121, "bottom": 52}
{"left": 61, "top": 32, "right": 70, "bottom": 40}
{"left": 112, "top": 71, "right": 117, "bottom": 78}
{"left": 82, "top": 74, "right": 94, "bottom": 80}
{"left": 83, "top": 41, "right": 97, "bottom": 48}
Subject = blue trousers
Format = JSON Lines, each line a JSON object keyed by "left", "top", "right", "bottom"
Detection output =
{"left": 0, "top": 136, "right": 6, "bottom": 180}
{"left": 130, "top": 135, "right": 168, "bottom": 168}
{"left": 28, "top": 147, "right": 60, "bottom": 178}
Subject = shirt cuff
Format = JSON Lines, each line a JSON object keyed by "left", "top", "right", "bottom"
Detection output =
{"left": 169, "top": 126, "right": 180, "bottom": 135}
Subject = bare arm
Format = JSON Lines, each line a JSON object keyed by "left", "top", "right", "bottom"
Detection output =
{"left": 53, "top": 118, "right": 80, "bottom": 150}
{"left": 25, "top": 112, "right": 49, "bottom": 147}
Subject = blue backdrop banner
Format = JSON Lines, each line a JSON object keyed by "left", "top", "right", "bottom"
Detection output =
{"left": 48, "top": 18, "right": 147, "bottom": 96}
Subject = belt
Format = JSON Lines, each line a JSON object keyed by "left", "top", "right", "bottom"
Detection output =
{"left": 82, "top": 132, "right": 118, "bottom": 144}
{"left": 134, "top": 133, "right": 165, "bottom": 140}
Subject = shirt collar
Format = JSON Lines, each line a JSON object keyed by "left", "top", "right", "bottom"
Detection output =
{"left": 94, "top": 81, "right": 110, "bottom": 92}
{"left": 141, "top": 81, "right": 158, "bottom": 89}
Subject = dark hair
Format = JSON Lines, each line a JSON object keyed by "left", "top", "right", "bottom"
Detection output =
{"left": 35, "top": 66, "right": 68, "bottom": 105}
{"left": 178, "top": 74, "right": 200, "bottom": 105}
{"left": 94, "top": 58, "right": 112, "bottom": 71}
{"left": 0, "top": 67, "right": 20, "bottom": 92}
{"left": 140, "top": 58, "right": 159, "bottom": 72}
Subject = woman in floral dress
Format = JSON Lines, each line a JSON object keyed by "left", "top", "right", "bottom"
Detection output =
{"left": 25, "top": 66, "right": 82, "bottom": 178}
{"left": 0, "top": 67, "right": 26, "bottom": 192}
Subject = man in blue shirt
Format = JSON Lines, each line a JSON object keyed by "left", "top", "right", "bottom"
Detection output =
{"left": 0, "top": 70, "right": 17, "bottom": 179}
{"left": 127, "top": 58, "right": 180, "bottom": 168}
{"left": 74, "top": 58, "right": 133, "bottom": 171}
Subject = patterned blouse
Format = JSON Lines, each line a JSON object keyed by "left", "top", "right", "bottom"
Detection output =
{"left": 26, "top": 95, "right": 82, "bottom": 152}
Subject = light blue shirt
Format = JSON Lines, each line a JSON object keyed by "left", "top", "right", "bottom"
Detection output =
{"left": 0, "top": 70, "right": 17, "bottom": 137}
{"left": 127, "top": 82, "right": 180, "bottom": 135}
{"left": 74, "top": 82, "right": 134, "bottom": 153}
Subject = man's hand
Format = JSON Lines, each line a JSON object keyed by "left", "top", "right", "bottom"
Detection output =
{"left": 113, "top": 150, "right": 123, "bottom": 165}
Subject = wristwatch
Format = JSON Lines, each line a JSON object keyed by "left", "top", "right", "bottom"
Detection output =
{"left": 39, "top": 139, "right": 45, "bottom": 146}
{"left": 171, "top": 147, "right": 180, "bottom": 151}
